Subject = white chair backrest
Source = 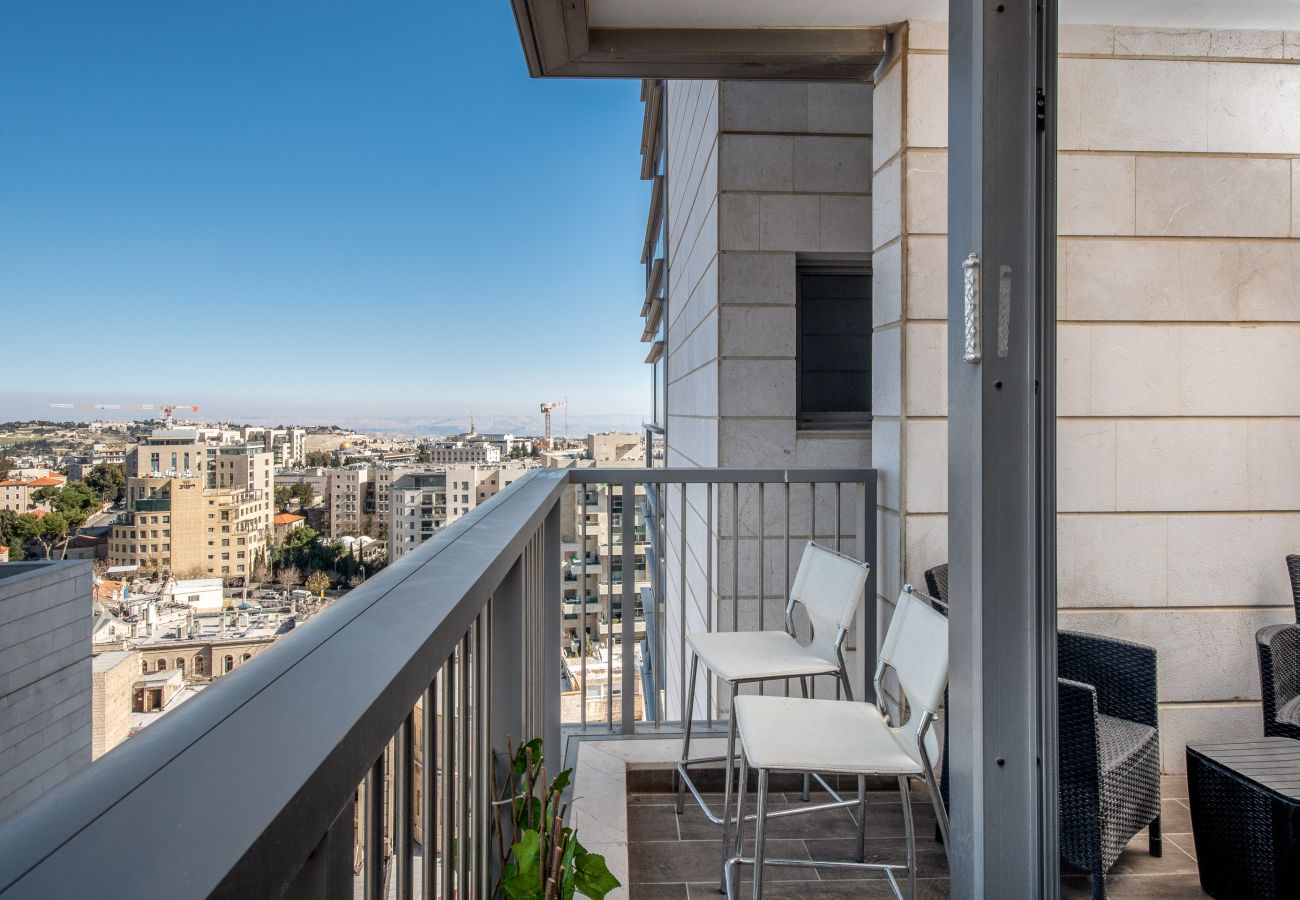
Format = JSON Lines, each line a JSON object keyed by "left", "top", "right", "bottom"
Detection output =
{"left": 789, "top": 541, "right": 871, "bottom": 662}
{"left": 879, "top": 587, "right": 950, "bottom": 724}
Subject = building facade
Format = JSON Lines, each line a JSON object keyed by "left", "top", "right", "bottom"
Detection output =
{"left": 0, "top": 561, "right": 93, "bottom": 823}
{"left": 109, "top": 430, "right": 273, "bottom": 580}
{"left": 643, "top": 23, "right": 1300, "bottom": 771}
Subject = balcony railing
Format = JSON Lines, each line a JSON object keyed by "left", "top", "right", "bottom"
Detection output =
{"left": 0, "top": 465, "right": 874, "bottom": 898}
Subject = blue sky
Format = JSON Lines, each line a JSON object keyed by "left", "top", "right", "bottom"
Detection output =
{"left": 0, "top": 2, "right": 649, "bottom": 428}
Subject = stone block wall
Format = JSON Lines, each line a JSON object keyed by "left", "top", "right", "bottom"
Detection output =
{"left": 877, "top": 21, "right": 1300, "bottom": 771}
{"left": 0, "top": 561, "right": 92, "bottom": 822}
{"left": 661, "top": 79, "right": 875, "bottom": 717}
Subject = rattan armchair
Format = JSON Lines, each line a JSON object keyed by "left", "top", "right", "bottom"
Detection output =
{"left": 1059, "top": 631, "right": 1162, "bottom": 900}
{"left": 1256, "top": 623, "right": 1300, "bottom": 741}
{"left": 922, "top": 564, "right": 1162, "bottom": 899}
{"left": 1287, "top": 553, "right": 1300, "bottom": 621}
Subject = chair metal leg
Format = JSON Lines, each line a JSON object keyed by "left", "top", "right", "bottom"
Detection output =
{"left": 921, "top": 754, "right": 950, "bottom": 869}
{"left": 722, "top": 754, "right": 754, "bottom": 894}
{"left": 1091, "top": 873, "right": 1106, "bottom": 900}
{"left": 898, "top": 776, "right": 915, "bottom": 900}
{"left": 752, "top": 769, "right": 770, "bottom": 900}
{"left": 1148, "top": 814, "right": 1162, "bottom": 857}
{"left": 855, "top": 775, "right": 867, "bottom": 863}
{"left": 718, "top": 681, "right": 738, "bottom": 892}
{"left": 677, "top": 653, "right": 699, "bottom": 814}
{"left": 799, "top": 677, "right": 811, "bottom": 802}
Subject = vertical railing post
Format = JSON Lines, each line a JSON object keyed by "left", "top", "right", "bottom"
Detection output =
{"left": 620, "top": 479, "right": 636, "bottom": 733}
{"left": 543, "top": 499, "right": 563, "bottom": 764}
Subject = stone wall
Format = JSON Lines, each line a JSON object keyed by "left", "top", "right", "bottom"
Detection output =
{"left": 876, "top": 21, "right": 1300, "bottom": 771}
{"left": 662, "top": 80, "right": 874, "bottom": 716}
{"left": 0, "top": 561, "right": 92, "bottom": 822}
{"left": 91, "top": 650, "right": 137, "bottom": 759}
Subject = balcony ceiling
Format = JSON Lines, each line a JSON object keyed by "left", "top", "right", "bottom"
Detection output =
{"left": 511, "top": 0, "right": 1300, "bottom": 80}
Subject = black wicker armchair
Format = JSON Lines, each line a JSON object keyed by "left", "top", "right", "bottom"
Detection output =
{"left": 1287, "top": 553, "right": 1300, "bottom": 621}
{"left": 1256, "top": 623, "right": 1300, "bottom": 741}
{"left": 1059, "top": 631, "right": 1162, "bottom": 900}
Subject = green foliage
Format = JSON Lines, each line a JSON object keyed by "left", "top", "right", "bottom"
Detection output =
{"left": 274, "top": 482, "right": 317, "bottom": 511}
{"left": 495, "top": 738, "right": 619, "bottom": 900}
{"left": 0, "top": 456, "right": 11, "bottom": 480}
{"left": 0, "top": 509, "right": 27, "bottom": 559}
{"left": 304, "top": 570, "right": 330, "bottom": 595}
{"left": 304, "top": 450, "right": 334, "bottom": 468}
{"left": 84, "top": 463, "right": 126, "bottom": 504}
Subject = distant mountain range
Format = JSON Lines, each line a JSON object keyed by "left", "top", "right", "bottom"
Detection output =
{"left": 231, "top": 412, "right": 650, "bottom": 438}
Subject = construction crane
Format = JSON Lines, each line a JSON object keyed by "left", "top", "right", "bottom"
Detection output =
{"left": 539, "top": 400, "right": 566, "bottom": 449}
{"left": 51, "top": 402, "right": 199, "bottom": 429}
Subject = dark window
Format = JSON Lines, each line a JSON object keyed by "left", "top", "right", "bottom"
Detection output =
{"left": 797, "top": 266, "right": 872, "bottom": 430}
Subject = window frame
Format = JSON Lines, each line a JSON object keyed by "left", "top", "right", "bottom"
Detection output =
{"left": 794, "top": 261, "right": 873, "bottom": 432}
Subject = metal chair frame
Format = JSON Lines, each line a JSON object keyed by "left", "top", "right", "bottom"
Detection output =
{"left": 723, "top": 584, "right": 951, "bottom": 900}
{"left": 675, "top": 542, "right": 869, "bottom": 886}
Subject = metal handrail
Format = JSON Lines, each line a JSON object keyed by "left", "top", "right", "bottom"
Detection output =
{"left": 0, "top": 465, "right": 876, "bottom": 899}
{"left": 0, "top": 468, "right": 569, "bottom": 899}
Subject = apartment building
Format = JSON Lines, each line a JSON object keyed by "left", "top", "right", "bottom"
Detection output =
{"left": 239, "top": 426, "right": 306, "bottom": 468}
{"left": 419, "top": 440, "right": 502, "bottom": 465}
{"left": 109, "top": 431, "right": 273, "bottom": 580}
{"left": 327, "top": 467, "right": 370, "bottom": 537}
{"left": 387, "top": 463, "right": 532, "bottom": 563}
{"left": 586, "top": 431, "right": 642, "bottom": 463}
{"left": 387, "top": 472, "right": 448, "bottom": 563}
{"left": 65, "top": 444, "right": 128, "bottom": 481}
{"left": 0, "top": 474, "right": 67, "bottom": 513}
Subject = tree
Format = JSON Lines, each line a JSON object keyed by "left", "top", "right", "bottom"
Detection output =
{"left": 16, "top": 511, "right": 70, "bottom": 559}
{"left": 0, "top": 457, "right": 11, "bottom": 480}
{"left": 305, "top": 570, "right": 330, "bottom": 598}
{"left": 274, "top": 485, "right": 293, "bottom": 512}
{"left": 0, "top": 508, "right": 26, "bottom": 560}
{"left": 290, "top": 482, "right": 315, "bottom": 508}
{"left": 33, "top": 482, "right": 100, "bottom": 557}
{"left": 84, "top": 463, "right": 126, "bottom": 504}
{"left": 305, "top": 450, "right": 334, "bottom": 468}
{"left": 416, "top": 449, "right": 432, "bottom": 463}
{"left": 251, "top": 562, "right": 272, "bottom": 585}
{"left": 276, "top": 563, "right": 302, "bottom": 589}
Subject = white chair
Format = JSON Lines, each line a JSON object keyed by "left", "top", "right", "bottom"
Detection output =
{"left": 724, "top": 584, "right": 950, "bottom": 900}
{"left": 676, "top": 541, "right": 871, "bottom": 880}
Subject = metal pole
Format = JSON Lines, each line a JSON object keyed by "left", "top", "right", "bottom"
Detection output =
{"left": 947, "top": 2, "right": 1059, "bottom": 897}
{"left": 620, "top": 480, "right": 636, "bottom": 733}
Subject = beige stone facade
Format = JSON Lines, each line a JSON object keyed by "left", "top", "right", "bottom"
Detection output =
{"left": 872, "top": 21, "right": 1300, "bottom": 772}
{"left": 91, "top": 650, "right": 138, "bottom": 759}
{"left": 110, "top": 432, "right": 273, "bottom": 580}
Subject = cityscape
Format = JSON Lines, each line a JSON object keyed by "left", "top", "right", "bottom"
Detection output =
{"left": 0, "top": 411, "right": 657, "bottom": 763}
{"left": 3, "top": 3, "right": 1300, "bottom": 900}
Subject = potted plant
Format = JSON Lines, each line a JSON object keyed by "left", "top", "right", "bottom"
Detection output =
{"left": 495, "top": 738, "right": 619, "bottom": 900}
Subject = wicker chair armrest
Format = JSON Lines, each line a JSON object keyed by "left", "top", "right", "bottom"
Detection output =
{"left": 1059, "top": 630, "right": 1158, "bottom": 728}
{"left": 1057, "top": 677, "right": 1101, "bottom": 801}
{"left": 1257, "top": 623, "right": 1300, "bottom": 735}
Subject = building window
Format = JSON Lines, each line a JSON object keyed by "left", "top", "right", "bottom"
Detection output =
{"left": 224, "top": 655, "right": 234, "bottom": 673}
{"left": 796, "top": 264, "right": 872, "bottom": 430}
{"left": 176, "top": 658, "right": 185, "bottom": 673}
{"left": 157, "top": 658, "right": 167, "bottom": 671}
{"left": 194, "top": 657, "right": 205, "bottom": 675}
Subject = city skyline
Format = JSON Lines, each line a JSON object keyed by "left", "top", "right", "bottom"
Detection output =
{"left": 0, "top": 1, "right": 649, "bottom": 419}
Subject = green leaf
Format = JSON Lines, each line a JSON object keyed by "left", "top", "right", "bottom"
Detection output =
{"left": 502, "top": 830, "right": 544, "bottom": 900}
{"left": 572, "top": 848, "right": 620, "bottom": 900}
{"left": 548, "top": 768, "right": 573, "bottom": 797}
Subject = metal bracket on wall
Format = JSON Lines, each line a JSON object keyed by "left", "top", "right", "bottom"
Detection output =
{"left": 962, "top": 252, "right": 982, "bottom": 364}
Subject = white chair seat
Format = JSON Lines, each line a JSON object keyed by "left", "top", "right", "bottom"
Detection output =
{"left": 686, "top": 630, "right": 840, "bottom": 683}
{"left": 733, "top": 695, "right": 923, "bottom": 776}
